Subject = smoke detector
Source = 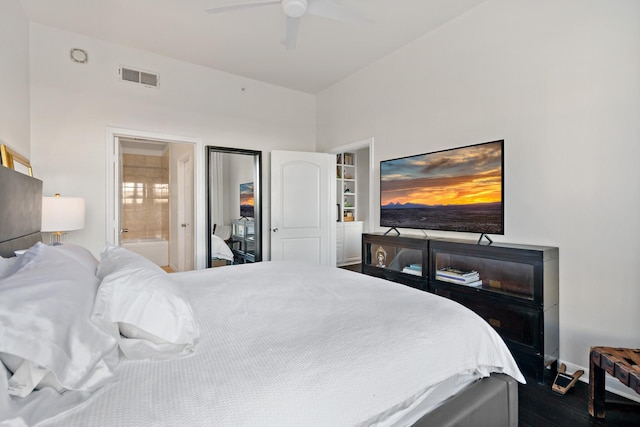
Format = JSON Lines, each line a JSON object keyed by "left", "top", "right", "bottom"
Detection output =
{"left": 70, "top": 48, "right": 88, "bottom": 64}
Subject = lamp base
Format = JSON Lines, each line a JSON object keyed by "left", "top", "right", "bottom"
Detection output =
{"left": 48, "top": 232, "right": 66, "bottom": 244}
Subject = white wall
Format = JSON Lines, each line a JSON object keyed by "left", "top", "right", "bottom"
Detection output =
{"left": 317, "top": 0, "right": 640, "bottom": 398}
{"left": 0, "top": 0, "right": 30, "bottom": 157}
{"left": 29, "top": 23, "right": 316, "bottom": 260}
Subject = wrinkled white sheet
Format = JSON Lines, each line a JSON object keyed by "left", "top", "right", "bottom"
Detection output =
{"left": 28, "top": 261, "right": 522, "bottom": 426}
{"left": 211, "top": 234, "right": 234, "bottom": 261}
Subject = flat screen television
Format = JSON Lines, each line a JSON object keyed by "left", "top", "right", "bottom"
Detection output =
{"left": 380, "top": 140, "right": 504, "bottom": 236}
{"left": 240, "top": 182, "right": 254, "bottom": 219}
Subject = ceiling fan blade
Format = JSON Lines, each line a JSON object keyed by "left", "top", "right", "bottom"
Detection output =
{"left": 284, "top": 16, "right": 300, "bottom": 50}
{"left": 205, "top": 1, "right": 280, "bottom": 14}
{"left": 306, "top": 0, "right": 369, "bottom": 23}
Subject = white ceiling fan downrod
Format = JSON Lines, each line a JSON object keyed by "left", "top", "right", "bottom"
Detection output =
{"left": 282, "top": 0, "right": 308, "bottom": 18}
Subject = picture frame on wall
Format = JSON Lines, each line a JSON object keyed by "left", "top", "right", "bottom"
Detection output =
{"left": 0, "top": 144, "right": 33, "bottom": 177}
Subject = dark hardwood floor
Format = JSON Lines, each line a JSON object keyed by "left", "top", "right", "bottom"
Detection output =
{"left": 338, "top": 264, "right": 640, "bottom": 426}
{"left": 520, "top": 370, "right": 640, "bottom": 427}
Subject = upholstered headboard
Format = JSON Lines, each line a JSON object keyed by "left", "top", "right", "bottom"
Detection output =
{"left": 0, "top": 166, "right": 42, "bottom": 257}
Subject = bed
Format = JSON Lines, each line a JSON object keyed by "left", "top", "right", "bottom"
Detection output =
{"left": 0, "top": 166, "right": 524, "bottom": 426}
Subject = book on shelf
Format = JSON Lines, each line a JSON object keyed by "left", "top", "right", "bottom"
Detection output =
{"left": 402, "top": 266, "right": 422, "bottom": 276}
{"left": 437, "top": 266, "right": 478, "bottom": 277}
{"left": 436, "top": 272, "right": 480, "bottom": 282}
{"left": 402, "top": 263, "right": 422, "bottom": 276}
{"left": 436, "top": 275, "right": 483, "bottom": 287}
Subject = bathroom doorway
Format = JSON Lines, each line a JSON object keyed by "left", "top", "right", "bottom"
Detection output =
{"left": 115, "top": 137, "right": 196, "bottom": 271}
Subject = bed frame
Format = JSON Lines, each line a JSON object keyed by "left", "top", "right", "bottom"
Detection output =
{"left": 414, "top": 373, "right": 518, "bottom": 426}
{"left": 0, "top": 165, "right": 518, "bottom": 426}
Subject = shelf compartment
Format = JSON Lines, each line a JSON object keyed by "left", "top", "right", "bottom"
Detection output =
{"left": 361, "top": 233, "right": 429, "bottom": 290}
{"left": 434, "top": 252, "right": 535, "bottom": 300}
{"left": 433, "top": 284, "right": 540, "bottom": 349}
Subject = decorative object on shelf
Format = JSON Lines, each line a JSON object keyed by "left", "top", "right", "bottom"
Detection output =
{"left": 375, "top": 246, "right": 387, "bottom": 268}
{"left": 41, "top": 193, "right": 86, "bottom": 243}
{"left": 0, "top": 144, "right": 33, "bottom": 177}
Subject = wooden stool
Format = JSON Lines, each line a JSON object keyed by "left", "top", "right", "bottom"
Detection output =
{"left": 588, "top": 346, "right": 640, "bottom": 418}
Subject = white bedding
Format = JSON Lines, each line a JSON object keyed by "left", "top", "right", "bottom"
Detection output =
{"left": 30, "top": 261, "right": 524, "bottom": 427}
{"left": 211, "top": 234, "right": 234, "bottom": 261}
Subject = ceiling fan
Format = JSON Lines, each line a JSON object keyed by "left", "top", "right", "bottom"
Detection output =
{"left": 205, "top": 0, "right": 367, "bottom": 50}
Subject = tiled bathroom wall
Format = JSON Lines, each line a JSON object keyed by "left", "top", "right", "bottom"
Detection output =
{"left": 121, "top": 153, "right": 169, "bottom": 240}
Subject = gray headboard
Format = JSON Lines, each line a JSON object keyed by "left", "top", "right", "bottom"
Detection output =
{"left": 0, "top": 166, "right": 42, "bottom": 257}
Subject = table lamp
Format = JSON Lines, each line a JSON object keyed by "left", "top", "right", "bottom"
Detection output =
{"left": 41, "top": 193, "right": 85, "bottom": 243}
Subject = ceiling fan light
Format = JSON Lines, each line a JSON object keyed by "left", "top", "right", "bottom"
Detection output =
{"left": 282, "top": 0, "right": 308, "bottom": 18}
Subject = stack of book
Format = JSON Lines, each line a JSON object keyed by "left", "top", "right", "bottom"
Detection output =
{"left": 436, "top": 267, "right": 482, "bottom": 287}
{"left": 402, "top": 264, "right": 422, "bottom": 276}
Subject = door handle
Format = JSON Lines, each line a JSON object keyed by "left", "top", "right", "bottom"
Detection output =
{"left": 271, "top": 228, "right": 278, "bottom": 233}
{"left": 181, "top": 223, "right": 188, "bottom": 228}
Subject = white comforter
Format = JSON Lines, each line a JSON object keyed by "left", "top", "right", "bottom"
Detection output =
{"left": 37, "top": 261, "right": 523, "bottom": 426}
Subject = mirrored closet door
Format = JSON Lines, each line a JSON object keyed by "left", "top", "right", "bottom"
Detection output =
{"left": 206, "top": 146, "right": 262, "bottom": 266}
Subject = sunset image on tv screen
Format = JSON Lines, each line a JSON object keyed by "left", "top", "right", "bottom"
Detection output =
{"left": 240, "top": 182, "right": 254, "bottom": 218}
{"left": 380, "top": 140, "right": 503, "bottom": 234}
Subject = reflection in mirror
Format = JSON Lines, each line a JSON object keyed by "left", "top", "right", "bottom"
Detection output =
{"left": 206, "top": 146, "right": 262, "bottom": 267}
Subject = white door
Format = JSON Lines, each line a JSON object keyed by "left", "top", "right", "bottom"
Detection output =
{"left": 271, "top": 151, "right": 336, "bottom": 265}
{"left": 177, "top": 152, "right": 194, "bottom": 271}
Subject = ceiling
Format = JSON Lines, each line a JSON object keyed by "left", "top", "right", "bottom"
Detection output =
{"left": 20, "top": 0, "right": 486, "bottom": 94}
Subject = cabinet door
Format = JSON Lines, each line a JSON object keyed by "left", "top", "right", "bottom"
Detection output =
{"left": 336, "top": 224, "right": 344, "bottom": 263}
{"left": 343, "top": 222, "right": 363, "bottom": 263}
{"left": 432, "top": 284, "right": 541, "bottom": 350}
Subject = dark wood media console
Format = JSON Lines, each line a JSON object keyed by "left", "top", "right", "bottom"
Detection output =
{"left": 361, "top": 233, "right": 559, "bottom": 382}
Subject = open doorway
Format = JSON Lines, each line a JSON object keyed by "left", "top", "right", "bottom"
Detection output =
{"left": 328, "top": 137, "right": 375, "bottom": 266}
{"left": 106, "top": 128, "right": 200, "bottom": 272}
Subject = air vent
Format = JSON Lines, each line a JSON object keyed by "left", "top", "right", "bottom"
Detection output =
{"left": 119, "top": 66, "right": 159, "bottom": 88}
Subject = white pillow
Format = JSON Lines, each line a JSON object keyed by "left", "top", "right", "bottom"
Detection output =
{"left": 0, "top": 256, "right": 18, "bottom": 279}
{"left": 53, "top": 243, "right": 100, "bottom": 275}
{"left": 0, "top": 242, "right": 119, "bottom": 397}
{"left": 93, "top": 245, "right": 199, "bottom": 360}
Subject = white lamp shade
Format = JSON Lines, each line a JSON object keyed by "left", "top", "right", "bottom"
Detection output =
{"left": 41, "top": 196, "right": 86, "bottom": 232}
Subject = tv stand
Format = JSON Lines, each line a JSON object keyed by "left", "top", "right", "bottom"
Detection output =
{"left": 383, "top": 227, "right": 400, "bottom": 236}
{"left": 478, "top": 233, "right": 493, "bottom": 245}
{"left": 361, "top": 233, "right": 560, "bottom": 382}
